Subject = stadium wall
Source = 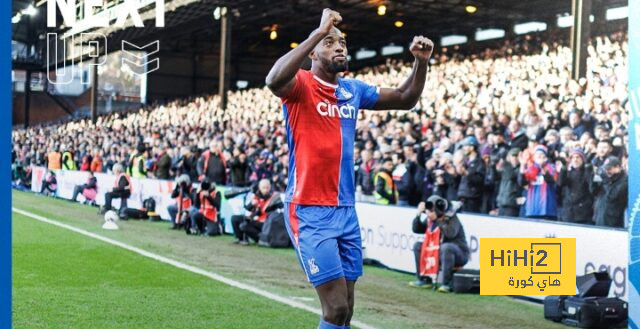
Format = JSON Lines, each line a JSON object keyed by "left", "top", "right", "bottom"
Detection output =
{"left": 29, "top": 166, "right": 628, "bottom": 302}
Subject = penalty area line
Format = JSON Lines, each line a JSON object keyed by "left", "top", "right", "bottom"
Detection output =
{"left": 12, "top": 207, "right": 377, "bottom": 329}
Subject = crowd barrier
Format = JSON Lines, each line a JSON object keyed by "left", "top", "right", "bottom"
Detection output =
{"left": 30, "top": 166, "right": 628, "bottom": 301}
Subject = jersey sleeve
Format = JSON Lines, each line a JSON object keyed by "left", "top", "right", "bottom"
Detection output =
{"left": 356, "top": 80, "right": 380, "bottom": 110}
{"left": 281, "top": 70, "right": 308, "bottom": 103}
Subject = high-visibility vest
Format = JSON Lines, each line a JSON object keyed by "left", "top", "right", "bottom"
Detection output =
{"left": 62, "top": 151, "right": 77, "bottom": 170}
{"left": 419, "top": 221, "right": 441, "bottom": 278}
{"left": 128, "top": 154, "right": 146, "bottom": 178}
{"left": 253, "top": 194, "right": 274, "bottom": 223}
{"left": 200, "top": 150, "right": 226, "bottom": 181}
{"left": 176, "top": 190, "right": 192, "bottom": 213}
{"left": 373, "top": 171, "right": 397, "bottom": 205}
{"left": 115, "top": 173, "right": 132, "bottom": 194}
{"left": 199, "top": 191, "right": 218, "bottom": 222}
{"left": 48, "top": 152, "right": 61, "bottom": 170}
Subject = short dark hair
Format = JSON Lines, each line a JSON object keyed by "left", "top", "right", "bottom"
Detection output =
{"left": 382, "top": 157, "right": 393, "bottom": 163}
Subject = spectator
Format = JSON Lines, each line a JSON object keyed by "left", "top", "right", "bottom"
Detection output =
{"left": 556, "top": 149, "right": 594, "bottom": 224}
{"left": 356, "top": 149, "right": 376, "bottom": 196}
{"left": 456, "top": 136, "right": 485, "bottom": 213}
{"left": 155, "top": 144, "right": 172, "bottom": 180}
{"left": 495, "top": 148, "right": 522, "bottom": 217}
{"left": 591, "top": 156, "right": 628, "bottom": 228}
{"left": 100, "top": 164, "right": 131, "bottom": 215}
{"left": 40, "top": 170, "right": 57, "bottom": 196}
{"left": 229, "top": 148, "right": 251, "bottom": 187}
{"left": 374, "top": 157, "right": 398, "bottom": 205}
{"left": 10, "top": 30, "right": 630, "bottom": 222}
{"left": 198, "top": 140, "right": 227, "bottom": 185}
{"left": 71, "top": 171, "right": 98, "bottom": 204}
{"left": 591, "top": 139, "right": 612, "bottom": 171}
{"left": 393, "top": 142, "right": 419, "bottom": 206}
{"left": 519, "top": 145, "right": 558, "bottom": 219}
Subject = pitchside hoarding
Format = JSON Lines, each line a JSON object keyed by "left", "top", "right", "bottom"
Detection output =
{"left": 31, "top": 167, "right": 629, "bottom": 302}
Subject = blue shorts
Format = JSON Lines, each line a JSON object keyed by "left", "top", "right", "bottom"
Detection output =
{"left": 284, "top": 203, "right": 363, "bottom": 287}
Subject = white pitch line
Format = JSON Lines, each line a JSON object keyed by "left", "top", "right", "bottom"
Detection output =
{"left": 12, "top": 208, "right": 377, "bottom": 329}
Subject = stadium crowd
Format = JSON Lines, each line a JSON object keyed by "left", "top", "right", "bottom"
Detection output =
{"left": 11, "top": 30, "right": 630, "bottom": 228}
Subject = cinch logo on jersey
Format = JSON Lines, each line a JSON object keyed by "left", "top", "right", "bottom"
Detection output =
{"left": 316, "top": 100, "right": 356, "bottom": 119}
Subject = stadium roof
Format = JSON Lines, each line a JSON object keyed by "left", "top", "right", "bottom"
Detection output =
{"left": 12, "top": 0, "right": 628, "bottom": 86}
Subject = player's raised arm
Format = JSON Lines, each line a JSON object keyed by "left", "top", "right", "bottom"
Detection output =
{"left": 265, "top": 8, "right": 342, "bottom": 98}
{"left": 373, "top": 36, "right": 434, "bottom": 110}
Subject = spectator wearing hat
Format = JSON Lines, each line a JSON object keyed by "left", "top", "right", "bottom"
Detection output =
{"left": 456, "top": 136, "right": 486, "bottom": 213}
{"left": 251, "top": 149, "right": 275, "bottom": 184}
{"left": 519, "top": 145, "right": 558, "bottom": 219}
{"left": 591, "top": 156, "right": 628, "bottom": 228}
{"left": 495, "top": 148, "right": 523, "bottom": 217}
{"left": 556, "top": 149, "right": 594, "bottom": 224}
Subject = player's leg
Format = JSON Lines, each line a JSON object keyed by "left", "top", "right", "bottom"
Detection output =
{"left": 283, "top": 203, "right": 348, "bottom": 327}
{"left": 316, "top": 277, "right": 350, "bottom": 326}
{"left": 337, "top": 206, "right": 364, "bottom": 328}
{"left": 345, "top": 280, "right": 356, "bottom": 328}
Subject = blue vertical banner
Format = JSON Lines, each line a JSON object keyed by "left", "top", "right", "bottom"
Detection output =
{"left": 0, "top": 0, "right": 11, "bottom": 326}
{"left": 629, "top": 0, "right": 640, "bottom": 327}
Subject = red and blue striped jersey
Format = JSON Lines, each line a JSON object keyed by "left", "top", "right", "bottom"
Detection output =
{"left": 281, "top": 70, "right": 380, "bottom": 206}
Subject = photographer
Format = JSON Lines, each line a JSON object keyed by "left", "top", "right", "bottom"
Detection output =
{"left": 232, "top": 179, "right": 278, "bottom": 245}
{"left": 168, "top": 174, "right": 196, "bottom": 230}
{"left": 190, "top": 179, "right": 222, "bottom": 236}
{"left": 410, "top": 195, "right": 469, "bottom": 293}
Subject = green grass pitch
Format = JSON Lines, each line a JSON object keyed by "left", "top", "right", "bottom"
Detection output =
{"left": 12, "top": 190, "right": 564, "bottom": 329}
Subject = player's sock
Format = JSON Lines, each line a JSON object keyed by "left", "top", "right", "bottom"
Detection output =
{"left": 345, "top": 326, "right": 351, "bottom": 329}
{"left": 318, "top": 319, "right": 344, "bottom": 329}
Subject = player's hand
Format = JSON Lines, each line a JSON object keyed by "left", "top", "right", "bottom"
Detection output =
{"left": 409, "top": 36, "right": 434, "bottom": 61}
{"left": 417, "top": 201, "right": 426, "bottom": 213}
{"left": 319, "top": 8, "right": 342, "bottom": 34}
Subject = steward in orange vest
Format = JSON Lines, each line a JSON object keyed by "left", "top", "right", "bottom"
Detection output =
{"left": 101, "top": 164, "right": 131, "bottom": 215}
{"left": 232, "top": 179, "right": 275, "bottom": 244}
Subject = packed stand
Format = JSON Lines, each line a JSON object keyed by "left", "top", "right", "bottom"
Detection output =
{"left": 11, "top": 31, "right": 630, "bottom": 228}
